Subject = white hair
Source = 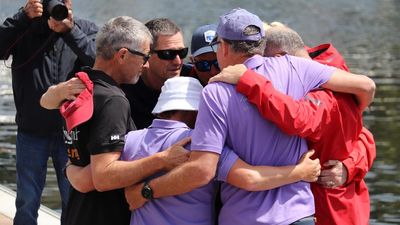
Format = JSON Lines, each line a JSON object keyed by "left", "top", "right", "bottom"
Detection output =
{"left": 96, "top": 16, "right": 153, "bottom": 59}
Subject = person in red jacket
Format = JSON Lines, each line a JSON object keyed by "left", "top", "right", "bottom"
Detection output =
{"left": 209, "top": 25, "right": 376, "bottom": 225}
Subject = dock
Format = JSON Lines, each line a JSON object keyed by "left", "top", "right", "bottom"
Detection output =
{"left": 0, "top": 184, "right": 60, "bottom": 225}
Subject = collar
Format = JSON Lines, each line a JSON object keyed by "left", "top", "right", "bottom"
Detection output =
{"left": 243, "top": 55, "right": 264, "bottom": 70}
{"left": 149, "top": 119, "right": 190, "bottom": 130}
{"left": 82, "top": 67, "right": 120, "bottom": 87}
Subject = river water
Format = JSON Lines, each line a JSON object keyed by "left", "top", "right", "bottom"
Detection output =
{"left": 0, "top": 0, "right": 399, "bottom": 224}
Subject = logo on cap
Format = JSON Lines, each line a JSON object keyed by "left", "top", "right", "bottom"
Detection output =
{"left": 204, "top": 30, "right": 216, "bottom": 43}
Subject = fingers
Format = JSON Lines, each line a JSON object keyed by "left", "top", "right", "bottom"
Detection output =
{"left": 299, "top": 149, "right": 316, "bottom": 163}
{"left": 209, "top": 64, "right": 246, "bottom": 84}
{"left": 300, "top": 153, "right": 321, "bottom": 182}
{"left": 208, "top": 74, "right": 220, "bottom": 83}
{"left": 172, "top": 137, "right": 191, "bottom": 147}
{"left": 317, "top": 171, "right": 339, "bottom": 188}
{"left": 66, "top": 79, "right": 86, "bottom": 92}
{"left": 320, "top": 161, "right": 347, "bottom": 187}
{"left": 60, "top": 78, "right": 86, "bottom": 101}
{"left": 306, "top": 149, "right": 315, "bottom": 156}
{"left": 312, "top": 163, "right": 321, "bottom": 181}
{"left": 208, "top": 72, "right": 227, "bottom": 83}
{"left": 124, "top": 184, "right": 147, "bottom": 211}
{"left": 320, "top": 168, "right": 335, "bottom": 177}
{"left": 47, "top": 10, "right": 74, "bottom": 33}
{"left": 323, "top": 160, "right": 339, "bottom": 167}
{"left": 320, "top": 180, "right": 337, "bottom": 189}
{"left": 24, "top": 0, "right": 43, "bottom": 19}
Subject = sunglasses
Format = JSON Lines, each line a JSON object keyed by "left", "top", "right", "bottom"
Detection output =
{"left": 209, "top": 36, "right": 221, "bottom": 52}
{"left": 194, "top": 59, "right": 220, "bottom": 72}
{"left": 154, "top": 47, "right": 189, "bottom": 60}
{"left": 125, "top": 48, "right": 151, "bottom": 65}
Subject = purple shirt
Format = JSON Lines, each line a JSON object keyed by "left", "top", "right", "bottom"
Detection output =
{"left": 192, "top": 55, "right": 335, "bottom": 225}
{"left": 121, "top": 119, "right": 217, "bottom": 225}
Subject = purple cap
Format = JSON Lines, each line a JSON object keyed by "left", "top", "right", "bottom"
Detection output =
{"left": 216, "top": 8, "right": 265, "bottom": 41}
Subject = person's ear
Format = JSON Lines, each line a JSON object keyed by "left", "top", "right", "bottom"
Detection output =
{"left": 115, "top": 48, "right": 128, "bottom": 63}
{"left": 221, "top": 41, "right": 230, "bottom": 57}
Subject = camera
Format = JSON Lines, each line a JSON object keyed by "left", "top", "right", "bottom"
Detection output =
{"left": 43, "top": 0, "right": 68, "bottom": 21}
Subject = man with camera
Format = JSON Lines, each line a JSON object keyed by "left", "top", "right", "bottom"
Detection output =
{"left": 0, "top": 1, "right": 97, "bottom": 224}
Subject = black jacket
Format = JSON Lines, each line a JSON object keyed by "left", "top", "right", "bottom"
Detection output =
{"left": 0, "top": 8, "right": 98, "bottom": 136}
{"left": 120, "top": 63, "right": 194, "bottom": 129}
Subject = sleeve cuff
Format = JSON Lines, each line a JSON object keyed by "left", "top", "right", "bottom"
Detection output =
{"left": 342, "top": 157, "right": 355, "bottom": 185}
{"left": 216, "top": 147, "right": 239, "bottom": 182}
{"left": 62, "top": 23, "right": 80, "bottom": 41}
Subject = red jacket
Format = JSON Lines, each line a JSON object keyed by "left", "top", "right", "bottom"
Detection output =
{"left": 236, "top": 44, "right": 375, "bottom": 225}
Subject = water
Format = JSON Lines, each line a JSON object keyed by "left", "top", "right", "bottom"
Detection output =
{"left": 1, "top": 0, "right": 399, "bottom": 223}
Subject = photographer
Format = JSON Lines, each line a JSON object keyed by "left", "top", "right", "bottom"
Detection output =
{"left": 0, "top": 0, "right": 97, "bottom": 224}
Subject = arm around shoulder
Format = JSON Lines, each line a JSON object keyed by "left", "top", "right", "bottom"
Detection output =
{"left": 40, "top": 77, "right": 86, "bottom": 109}
{"left": 151, "top": 151, "right": 219, "bottom": 198}
{"left": 226, "top": 150, "right": 320, "bottom": 191}
{"left": 40, "top": 83, "right": 68, "bottom": 109}
{"left": 322, "top": 69, "right": 376, "bottom": 111}
{"left": 66, "top": 164, "right": 95, "bottom": 193}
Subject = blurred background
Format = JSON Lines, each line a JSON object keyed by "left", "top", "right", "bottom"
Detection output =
{"left": 1, "top": 0, "right": 399, "bottom": 224}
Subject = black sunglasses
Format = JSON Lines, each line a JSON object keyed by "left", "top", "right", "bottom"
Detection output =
{"left": 125, "top": 48, "right": 151, "bottom": 65}
{"left": 154, "top": 47, "right": 189, "bottom": 60}
{"left": 209, "top": 35, "right": 221, "bottom": 52}
{"left": 194, "top": 59, "right": 220, "bottom": 72}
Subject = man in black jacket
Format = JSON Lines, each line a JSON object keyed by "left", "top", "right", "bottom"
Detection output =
{"left": 0, "top": 0, "right": 97, "bottom": 224}
{"left": 120, "top": 18, "right": 191, "bottom": 129}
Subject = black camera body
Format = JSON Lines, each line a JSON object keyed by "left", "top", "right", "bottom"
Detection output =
{"left": 42, "top": 0, "right": 68, "bottom": 21}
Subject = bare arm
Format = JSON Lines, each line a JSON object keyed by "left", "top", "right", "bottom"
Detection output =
{"left": 91, "top": 138, "right": 190, "bottom": 192}
{"left": 66, "top": 163, "right": 95, "bottom": 193}
{"left": 210, "top": 65, "right": 376, "bottom": 111}
{"left": 125, "top": 151, "right": 219, "bottom": 210}
{"left": 40, "top": 77, "right": 86, "bottom": 109}
{"left": 321, "top": 69, "right": 376, "bottom": 111}
{"left": 227, "top": 150, "right": 320, "bottom": 191}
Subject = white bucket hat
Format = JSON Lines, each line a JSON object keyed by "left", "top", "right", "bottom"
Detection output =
{"left": 152, "top": 77, "right": 203, "bottom": 114}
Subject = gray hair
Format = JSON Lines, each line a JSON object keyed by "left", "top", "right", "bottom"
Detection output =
{"left": 145, "top": 18, "right": 182, "bottom": 50}
{"left": 96, "top": 16, "right": 153, "bottom": 59}
{"left": 224, "top": 25, "right": 266, "bottom": 56}
{"left": 264, "top": 26, "right": 305, "bottom": 57}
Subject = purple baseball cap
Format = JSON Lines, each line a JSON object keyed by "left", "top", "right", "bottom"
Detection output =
{"left": 216, "top": 8, "right": 265, "bottom": 41}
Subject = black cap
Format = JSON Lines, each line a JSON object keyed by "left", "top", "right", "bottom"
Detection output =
{"left": 191, "top": 24, "right": 217, "bottom": 57}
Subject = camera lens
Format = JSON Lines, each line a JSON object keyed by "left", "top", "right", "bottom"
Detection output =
{"left": 47, "top": 0, "right": 68, "bottom": 21}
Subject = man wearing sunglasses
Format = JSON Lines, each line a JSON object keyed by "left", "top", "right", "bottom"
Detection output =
{"left": 40, "top": 16, "right": 189, "bottom": 225}
{"left": 124, "top": 8, "right": 375, "bottom": 225}
{"left": 121, "top": 18, "right": 192, "bottom": 129}
{"left": 189, "top": 24, "right": 220, "bottom": 86}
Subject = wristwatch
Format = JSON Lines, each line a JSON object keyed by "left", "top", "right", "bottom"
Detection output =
{"left": 141, "top": 181, "right": 153, "bottom": 200}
